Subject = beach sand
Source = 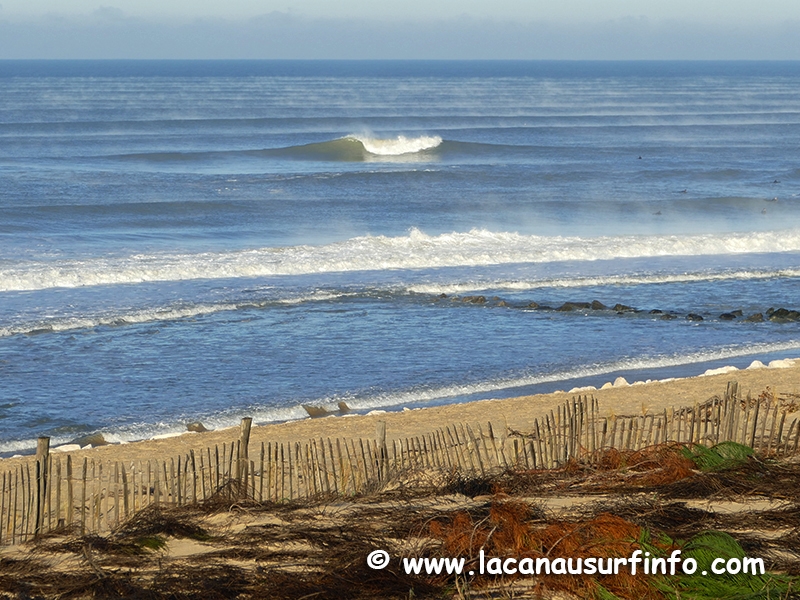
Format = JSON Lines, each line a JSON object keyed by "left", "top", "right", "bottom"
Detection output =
{"left": 2, "top": 359, "right": 800, "bottom": 599}
{"left": 3, "top": 359, "right": 799, "bottom": 470}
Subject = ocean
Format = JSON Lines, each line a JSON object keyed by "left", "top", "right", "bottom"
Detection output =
{"left": 1, "top": 60, "right": 799, "bottom": 455}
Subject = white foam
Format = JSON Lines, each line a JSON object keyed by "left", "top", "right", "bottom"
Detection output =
{"left": 0, "top": 291, "right": 357, "bottom": 338}
{"left": 6, "top": 227, "right": 800, "bottom": 292}
{"left": 701, "top": 365, "right": 739, "bottom": 376}
{"left": 408, "top": 268, "right": 800, "bottom": 295}
{"left": 151, "top": 432, "right": 187, "bottom": 440}
{"left": 52, "top": 444, "right": 81, "bottom": 453}
{"left": 351, "top": 134, "right": 442, "bottom": 156}
{"left": 0, "top": 303, "right": 238, "bottom": 338}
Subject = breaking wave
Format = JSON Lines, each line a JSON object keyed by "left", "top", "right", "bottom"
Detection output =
{"left": 3, "top": 227, "right": 800, "bottom": 292}
{"left": 407, "top": 268, "right": 800, "bottom": 294}
{"left": 350, "top": 134, "right": 443, "bottom": 155}
{"left": 271, "top": 134, "right": 443, "bottom": 161}
{"left": 0, "top": 291, "right": 355, "bottom": 338}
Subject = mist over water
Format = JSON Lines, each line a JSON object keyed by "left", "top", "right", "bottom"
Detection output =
{"left": 1, "top": 60, "right": 799, "bottom": 454}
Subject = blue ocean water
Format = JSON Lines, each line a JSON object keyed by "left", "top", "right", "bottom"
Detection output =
{"left": 1, "top": 60, "right": 800, "bottom": 454}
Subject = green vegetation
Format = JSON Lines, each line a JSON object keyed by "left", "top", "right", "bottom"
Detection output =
{"left": 682, "top": 441, "right": 755, "bottom": 472}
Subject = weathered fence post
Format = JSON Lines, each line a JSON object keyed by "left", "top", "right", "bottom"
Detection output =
{"left": 376, "top": 421, "right": 387, "bottom": 481}
{"left": 238, "top": 418, "right": 253, "bottom": 497}
{"left": 34, "top": 436, "right": 50, "bottom": 536}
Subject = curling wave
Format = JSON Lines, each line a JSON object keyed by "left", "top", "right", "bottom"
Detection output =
{"left": 4, "top": 227, "right": 800, "bottom": 292}
{"left": 349, "top": 134, "right": 443, "bottom": 155}
{"left": 271, "top": 134, "right": 444, "bottom": 161}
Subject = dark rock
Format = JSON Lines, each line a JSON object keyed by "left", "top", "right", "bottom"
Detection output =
{"left": 649, "top": 309, "right": 663, "bottom": 314}
{"left": 537, "top": 305, "right": 554, "bottom": 310}
{"left": 491, "top": 296, "right": 501, "bottom": 301}
{"left": 590, "top": 300, "right": 607, "bottom": 310}
{"left": 186, "top": 421, "right": 208, "bottom": 433}
{"left": 462, "top": 295, "right": 486, "bottom": 304}
{"left": 719, "top": 313, "right": 737, "bottom": 321}
{"left": 438, "top": 293, "right": 447, "bottom": 298}
{"left": 496, "top": 300, "right": 509, "bottom": 307}
{"left": 527, "top": 302, "right": 539, "bottom": 309}
{"left": 770, "top": 308, "right": 800, "bottom": 322}
{"left": 557, "top": 302, "right": 591, "bottom": 312}
{"left": 767, "top": 307, "right": 776, "bottom": 315}
{"left": 337, "top": 402, "right": 351, "bottom": 414}
{"left": 70, "top": 433, "right": 108, "bottom": 448}
{"left": 660, "top": 314, "right": 678, "bottom": 320}
{"left": 302, "top": 405, "right": 329, "bottom": 418}
{"left": 686, "top": 313, "right": 704, "bottom": 321}
{"left": 745, "top": 313, "right": 764, "bottom": 322}
{"left": 613, "top": 303, "right": 635, "bottom": 312}
{"left": 731, "top": 310, "right": 743, "bottom": 317}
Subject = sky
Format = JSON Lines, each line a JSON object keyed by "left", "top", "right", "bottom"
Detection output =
{"left": 0, "top": 1, "right": 799, "bottom": 59}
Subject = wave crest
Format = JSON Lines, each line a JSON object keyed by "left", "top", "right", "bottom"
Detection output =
{"left": 349, "top": 134, "right": 442, "bottom": 156}
{"left": 4, "top": 227, "right": 800, "bottom": 292}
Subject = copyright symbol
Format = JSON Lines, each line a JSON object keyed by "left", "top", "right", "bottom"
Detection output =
{"left": 367, "top": 549, "right": 390, "bottom": 570}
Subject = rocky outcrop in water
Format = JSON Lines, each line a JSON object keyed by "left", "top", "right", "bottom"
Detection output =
{"left": 433, "top": 292, "right": 800, "bottom": 327}
{"left": 557, "top": 302, "right": 591, "bottom": 311}
{"left": 768, "top": 308, "right": 800, "bottom": 322}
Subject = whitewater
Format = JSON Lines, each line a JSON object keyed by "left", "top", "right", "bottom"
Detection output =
{"left": 4, "top": 228, "right": 800, "bottom": 292}
{"left": 1, "top": 60, "right": 799, "bottom": 455}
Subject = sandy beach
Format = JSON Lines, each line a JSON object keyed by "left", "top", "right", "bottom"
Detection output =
{"left": 4, "top": 358, "right": 798, "bottom": 470}
{"left": 2, "top": 357, "right": 800, "bottom": 600}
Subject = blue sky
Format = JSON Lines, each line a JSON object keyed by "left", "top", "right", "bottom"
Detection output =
{"left": 1, "top": 1, "right": 799, "bottom": 59}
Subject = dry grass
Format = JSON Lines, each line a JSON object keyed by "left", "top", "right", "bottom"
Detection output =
{"left": 1, "top": 443, "right": 800, "bottom": 599}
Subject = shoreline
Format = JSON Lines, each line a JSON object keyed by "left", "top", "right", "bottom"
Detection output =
{"left": 2, "top": 357, "right": 799, "bottom": 470}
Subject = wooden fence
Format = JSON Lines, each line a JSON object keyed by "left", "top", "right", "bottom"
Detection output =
{"left": 1, "top": 381, "right": 799, "bottom": 546}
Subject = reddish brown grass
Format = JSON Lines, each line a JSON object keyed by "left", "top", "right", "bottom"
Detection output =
{"left": 428, "top": 502, "right": 672, "bottom": 599}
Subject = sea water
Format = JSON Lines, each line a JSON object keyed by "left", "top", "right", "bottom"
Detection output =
{"left": 1, "top": 60, "right": 799, "bottom": 454}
